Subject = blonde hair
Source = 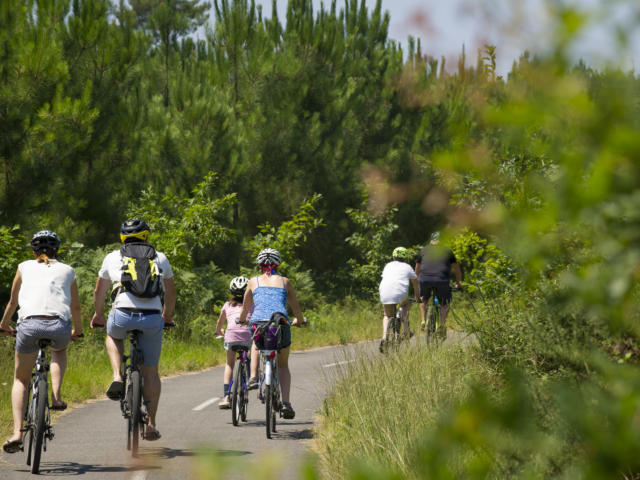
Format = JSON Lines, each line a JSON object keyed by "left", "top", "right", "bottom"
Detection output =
{"left": 36, "top": 253, "right": 52, "bottom": 265}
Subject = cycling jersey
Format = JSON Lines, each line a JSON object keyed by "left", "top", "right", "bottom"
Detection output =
{"left": 416, "top": 244, "right": 457, "bottom": 282}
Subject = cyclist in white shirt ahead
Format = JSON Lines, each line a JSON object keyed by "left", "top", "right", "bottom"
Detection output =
{"left": 0, "top": 231, "right": 83, "bottom": 454}
{"left": 90, "top": 219, "right": 176, "bottom": 441}
{"left": 378, "top": 247, "right": 420, "bottom": 352}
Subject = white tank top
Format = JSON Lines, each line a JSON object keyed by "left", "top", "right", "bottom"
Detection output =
{"left": 17, "top": 259, "right": 76, "bottom": 322}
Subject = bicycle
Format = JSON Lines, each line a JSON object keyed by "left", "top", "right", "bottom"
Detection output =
{"left": 120, "top": 329, "right": 146, "bottom": 457}
{"left": 381, "top": 299, "right": 417, "bottom": 353}
{"left": 1, "top": 329, "right": 82, "bottom": 474}
{"left": 252, "top": 317, "right": 285, "bottom": 439}
{"left": 215, "top": 335, "right": 251, "bottom": 427}
{"left": 94, "top": 322, "right": 173, "bottom": 456}
{"left": 424, "top": 285, "right": 462, "bottom": 341}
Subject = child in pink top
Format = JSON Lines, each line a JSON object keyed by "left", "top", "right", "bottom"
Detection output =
{"left": 215, "top": 276, "right": 252, "bottom": 408}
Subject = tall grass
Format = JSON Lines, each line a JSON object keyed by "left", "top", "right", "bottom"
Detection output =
{"left": 314, "top": 340, "right": 497, "bottom": 479}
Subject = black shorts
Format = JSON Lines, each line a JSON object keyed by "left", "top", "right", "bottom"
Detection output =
{"left": 419, "top": 280, "right": 452, "bottom": 306}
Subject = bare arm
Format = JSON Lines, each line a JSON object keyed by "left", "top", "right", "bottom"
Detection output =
{"left": 162, "top": 277, "right": 176, "bottom": 325}
{"left": 215, "top": 309, "right": 226, "bottom": 337}
{"left": 414, "top": 263, "right": 420, "bottom": 277}
{"left": 238, "top": 280, "right": 255, "bottom": 325}
{"left": 411, "top": 277, "right": 420, "bottom": 302}
{"left": 0, "top": 269, "right": 21, "bottom": 334}
{"left": 285, "top": 278, "right": 304, "bottom": 326}
{"left": 451, "top": 263, "right": 462, "bottom": 287}
{"left": 91, "top": 277, "right": 110, "bottom": 327}
{"left": 69, "top": 279, "right": 83, "bottom": 337}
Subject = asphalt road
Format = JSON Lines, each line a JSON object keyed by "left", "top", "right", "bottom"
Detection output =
{"left": 0, "top": 331, "right": 475, "bottom": 479}
{"left": 0, "top": 343, "right": 365, "bottom": 480}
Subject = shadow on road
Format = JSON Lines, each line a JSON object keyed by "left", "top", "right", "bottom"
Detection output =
{"left": 276, "top": 428, "right": 314, "bottom": 440}
{"left": 11, "top": 461, "right": 159, "bottom": 476}
{"left": 137, "top": 446, "right": 198, "bottom": 459}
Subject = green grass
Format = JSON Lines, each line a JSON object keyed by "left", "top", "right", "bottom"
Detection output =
{"left": 0, "top": 298, "right": 385, "bottom": 441}
{"left": 314, "top": 339, "right": 497, "bottom": 479}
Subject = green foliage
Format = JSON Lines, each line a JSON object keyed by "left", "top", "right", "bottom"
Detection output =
{"left": 345, "top": 203, "right": 398, "bottom": 295}
{"left": 126, "top": 172, "right": 237, "bottom": 271}
{"left": 448, "top": 229, "right": 515, "bottom": 296}
{"left": 249, "top": 193, "right": 325, "bottom": 267}
{"left": 0, "top": 226, "right": 26, "bottom": 296}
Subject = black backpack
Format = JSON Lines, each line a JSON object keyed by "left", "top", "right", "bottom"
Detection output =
{"left": 114, "top": 243, "right": 163, "bottom": 299}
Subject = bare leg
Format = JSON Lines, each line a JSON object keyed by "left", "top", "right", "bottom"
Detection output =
{"left": 105, "top": 335, "right": 124, "bottom": 382}
{"left": 382, "top": 304, "right": 396, "bottom": 340}
{"left": 277, "top": 347, "right": 291, "bottom": 403}
{"left": 224, "top": 349, "right": 235, "bottom": 385}
{"left": 140, "top": 365, "right": 161, "bottom": 429}
{"left": 50, "top": 348, "right": 67, "bottom": 406}
{"left": 382, "top": 316, "right": 390, "bottom": 340}
{"left": 419, "top": 301, "right": 427, "bottom": 328}
{"left": 10, "top": 352, "right": 37, "bottom": 442}
{"left": 250, "top": 342, "right": 259, "bottom": 379}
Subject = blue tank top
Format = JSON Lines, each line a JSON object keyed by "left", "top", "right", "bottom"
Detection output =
{"left": 250, "top": 276, "right": 289, "bottom": 324}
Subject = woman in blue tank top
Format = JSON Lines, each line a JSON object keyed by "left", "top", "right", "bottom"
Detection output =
{"left": 239, "top": 248, "right": 305, "bottom": 420}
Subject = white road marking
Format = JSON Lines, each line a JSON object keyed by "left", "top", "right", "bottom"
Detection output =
{"left": 192, "top": 397, "right": 220, "bottom": 411}
{"left": 130, "top": 471, "right": 147, "bottom": 480}
{"left": 322, "top": 360, "right": 354, "bottom": 368}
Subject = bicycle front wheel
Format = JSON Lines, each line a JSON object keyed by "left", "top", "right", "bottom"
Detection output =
{"left": 130, "top": 370, "right": 142, "bottom": 456}
{"left": 231, "top": 362, "right": 241, "bottom": 426}
{"left": 31, "top": 377, "right": 48, "bottom": 474}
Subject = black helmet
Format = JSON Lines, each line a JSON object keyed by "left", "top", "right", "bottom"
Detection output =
{"left": 30, "top": 230, "right": 61, "bottom": 253}
{"left": 120, "top": 219, "right": 150, "bottom": 243}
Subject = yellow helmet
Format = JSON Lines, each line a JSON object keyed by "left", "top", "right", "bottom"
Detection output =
{"left": 119, "top": 219, "right": 150, "bottom": 243}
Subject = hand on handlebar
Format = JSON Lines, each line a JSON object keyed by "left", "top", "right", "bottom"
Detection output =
{"left": 291, "top": 316, "right": 307, "bottom": 327}
{"left": 90, "top": 313, "right": 106, "bottom": 329}
{"left": 0, "top": 327, "right": 16, "bottom": 337}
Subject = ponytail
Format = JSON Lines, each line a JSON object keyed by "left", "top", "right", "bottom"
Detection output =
{"left": 36, "top": 253, "right": 51, "bottom": 265}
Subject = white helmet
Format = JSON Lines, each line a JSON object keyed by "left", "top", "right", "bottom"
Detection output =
{"left": 256, "top": 248, "right": 281, "bottom": 266}
{"left": 229, "top": 276, "right": 249, "bottom": 296}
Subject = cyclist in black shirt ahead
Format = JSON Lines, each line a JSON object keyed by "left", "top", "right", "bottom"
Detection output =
{"left": 414, "top": 232, "right": 462, "bottom": 336}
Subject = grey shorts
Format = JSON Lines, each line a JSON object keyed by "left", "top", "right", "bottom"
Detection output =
{"left": 107, "top": 308, "right": 164, "bottom": 367}
{"left": 224, "top": 340, "right": 252, "bottom": 351}
{"left": 16, "top": 317, "right": 71, "bottom": 354}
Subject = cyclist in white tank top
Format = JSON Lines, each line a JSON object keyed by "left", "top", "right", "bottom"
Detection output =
{"left": 0, "top": 231, "right": 82, "bottom": 454}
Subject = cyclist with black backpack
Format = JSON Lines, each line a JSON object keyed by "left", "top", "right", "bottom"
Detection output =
{"left": 90, "top": 219, "right": 176, "bottom": 441}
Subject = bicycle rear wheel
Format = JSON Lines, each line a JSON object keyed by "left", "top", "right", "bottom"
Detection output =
{"left": 271, "top": 384, "right": 278, "bottom": 433}
{"left": 130, "top": 370, "right": 142, "bottom": 456}
{"left": 231, "top": 362, "right": 241, "bottom": 426}
{"left": 265, "top": 384, "right": 273, "bottom": 439}
{"left": 31, "top": 377, "right": 48, "bottom": 474}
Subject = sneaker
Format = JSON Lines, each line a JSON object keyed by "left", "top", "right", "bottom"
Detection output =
{"left": 281, "top": 402, "right": 295, "bottom": 419}
{"left": 219, "top": 396, "right": 230, "bottom": 409}
{"left": 248, "top": 377, "right": 259, "bottom": 390}
{"left": 379, "top": 340, "right": 385, "bottom": 353}
{"left": 420, "top": 322, "right": 426, "bottom": 332}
